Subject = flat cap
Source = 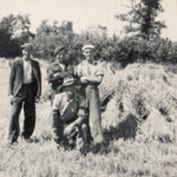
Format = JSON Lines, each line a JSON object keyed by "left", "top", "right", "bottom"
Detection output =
{"left": 82, "top": 44, "right": 95, "bottom": 51}
{"left": 60, "top": 76, "right": 75, "bottom": 90}
{"left": 21, "top": 43, "right": 33, "bottom": 50}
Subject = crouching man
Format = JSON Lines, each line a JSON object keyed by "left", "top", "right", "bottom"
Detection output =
{"left": 51, "top": 77, "right": 90, "bottom": 152}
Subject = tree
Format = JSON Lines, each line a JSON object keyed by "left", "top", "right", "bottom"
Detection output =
{"left": 116, "top": 0, "right": 166, "bottom": 40}
{"left": 33, "top": 20, "right": 75, "bottom": 63}
{"left": 77, "top": 25, "right": 116, "bottom": 61}
{"left": 0, "top": 14, "right": 33, "bottom": 58}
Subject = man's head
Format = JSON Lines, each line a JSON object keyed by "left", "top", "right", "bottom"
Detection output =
{"left": 54, "top": 45, "right": 66, "bottom": 63}
{"left": 60, "top": 77, "right": 76, "bottom": 98}
{"left": 82, "top": 44, "right": 95, "bottom": 62}
{"left": 21, "top": 43, "right": 33, "bottom": 59}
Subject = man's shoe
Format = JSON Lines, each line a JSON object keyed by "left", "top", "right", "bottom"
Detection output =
{"left": 21, "top": 137, "right": 33, "bottom": 143}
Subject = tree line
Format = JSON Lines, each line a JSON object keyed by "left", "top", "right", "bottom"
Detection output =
{"left": 0, "top": 0, "right": 177, "bottom": 66}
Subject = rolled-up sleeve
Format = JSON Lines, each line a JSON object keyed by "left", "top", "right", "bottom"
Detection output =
{"left": 52, "top": 95, "right": 61, "bottom": 112}
{"left": 95, "top": 64, "right": 104, "bottom": 77}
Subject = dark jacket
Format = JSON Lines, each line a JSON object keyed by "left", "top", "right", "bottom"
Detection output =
{"left": 8, "top": 57, "right": 42, "bottom": 97}
{"left": 47, "top": 61, "right": 65, "bottom": 90}
{"left": 47, "top": 61, "right": 74, "bottom": 90}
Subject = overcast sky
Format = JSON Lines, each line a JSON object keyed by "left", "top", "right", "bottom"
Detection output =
{"left": 0, "top": 0, "right": 177, "bottom": 41}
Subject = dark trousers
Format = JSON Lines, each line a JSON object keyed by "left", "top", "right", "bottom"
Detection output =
{"left": 9, "top": 84, "right": 36, "bottom": 143}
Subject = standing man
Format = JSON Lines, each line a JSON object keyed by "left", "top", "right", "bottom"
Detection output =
{"left": 76, "top": 44, "right": 104, "bottom": 144}
{"left": 8, "top": 43, "right": 42, "bottom": 144}
{"left": 47, "top": 45, "right": 73, "bottom": 105}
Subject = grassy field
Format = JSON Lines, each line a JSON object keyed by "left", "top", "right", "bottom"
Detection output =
{"left": 0, "top": 59, "right": 177, "bottom": 177}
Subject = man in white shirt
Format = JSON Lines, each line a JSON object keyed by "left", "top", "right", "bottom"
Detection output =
{"left": 76, "top": 44, "right": 104, "bottom": 145}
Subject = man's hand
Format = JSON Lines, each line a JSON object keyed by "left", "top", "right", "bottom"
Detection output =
{"left": 53, "top": 71, "right": 66, "bottom": 77}
{"left": 35, "top": 97, "right": 40, "bottom": 103}
{"left": 53, "top": 72, "right": 60, "bottom": 77}
{"left": 9, "top": 94, "right": 13, "bottom": 99}
{"left": 64, "top": 123, "right": 78, "bottom": 136}
{"left": 9, "top": 95, "right": 13, "bottom": 105}
{"left": 80, "top": 77, "right": 88, "bottom": 84}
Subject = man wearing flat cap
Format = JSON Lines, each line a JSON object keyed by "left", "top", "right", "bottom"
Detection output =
{"left": 76, "top": 44, "right": 104, "bottom": 145}
{"left": 8, "top": 42, "right": 42, "bottom": 144}
{"left": 47, "top": 45, "right": 74, "bottom": 105}
{"left": 51, "top": 76, "right": 90, "bottom": 151}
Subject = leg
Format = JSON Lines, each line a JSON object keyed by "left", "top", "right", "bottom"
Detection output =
{"left": 22, "top": 98, "right": 36, "bottom": 139}
{"left": 52, "top": 111, "right": 66, "bottom": 145}
{"left": 66, "top": 127, "right": 78, "bottom": 150}
{"left": 81, "top": 123, "right": 89, "bottom": 145}
{"left": 50, "top": 89, "right": 56, "bottom": 106}
{"left": 87, "top": 87, "right": 104, "bottom": 144}
{"left": 78, "top": 123, "right": 88, "bottom": 145}
{"left": 8, "top": 98, "right": 23, "bottom": 144}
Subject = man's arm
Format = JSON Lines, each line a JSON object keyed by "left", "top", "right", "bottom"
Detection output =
{"left": 80, "top": 75, "right": 103, "bottom": 85}
{"left": 36, "top": 61, "right": 42, "bottom": 101}
{"left": 49, "top": 71, "right": 71, "bottom": 82}
{"left": 37, "top": 61, "right": 42, "bottom": 94}
{"left": 47, "top": 63, "right": 71, "bottom": 83}
{"left": 51, "top": 95, "right": 62, "bottom": 130}
{"left": 8, "top": 61, "right": 16, "bottom": 96}
{"left": 78, "top": 63, "right": 104, "bottom": 85}
{"left": 63, "top": 109, "right": 87, "bottom": 136}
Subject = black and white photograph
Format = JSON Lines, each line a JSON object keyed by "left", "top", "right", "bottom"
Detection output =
{"left": 0, "top": 0, "right": 177, "bottom": 176}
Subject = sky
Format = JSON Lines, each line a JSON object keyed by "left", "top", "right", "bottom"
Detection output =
{"left": 0, "top": 0, "right": 177, "bottom": 41}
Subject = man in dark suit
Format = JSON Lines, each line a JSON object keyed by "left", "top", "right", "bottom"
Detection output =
{"left": 8, "top": 43, "right": 42, "bottom": 144}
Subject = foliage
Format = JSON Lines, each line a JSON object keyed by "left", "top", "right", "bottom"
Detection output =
{"left": 0, "top": 11, "right": 177, "bottom": 65}
{"left": 0, "top": 14, "right": 33, "bottom": 58}
{"left": 32, "top": 20, "right": 81, "bottom": 65}
{"left": 32, "top": 23, "right": 118, "bottom": 64}
{"left": 111, "top": 36, "right": 177, "bottom": 64}
{"left": 115, "top": 0, "right": 166, "bottom": 40}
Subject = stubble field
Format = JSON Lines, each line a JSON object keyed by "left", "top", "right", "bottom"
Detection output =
{"left": 0, "top": 59, "right": 177, "bottom": 177}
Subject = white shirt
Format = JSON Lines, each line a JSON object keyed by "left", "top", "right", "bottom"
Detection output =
{"left": 76, "top": 60, "right": 104, "bottom": 77}
{"left": 23, "top": 60, "right": 33, "bottom": 84}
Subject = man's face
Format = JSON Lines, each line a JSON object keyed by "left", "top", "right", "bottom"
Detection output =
{"left": 22, "top": 48, "right": 31, "bottom": 58}
{"left": 56, "top": 50, "right": 65, "bottom": 63}
{"left": 64, "top": 86, "right": 76, "bottom": 99}
{"left": 83, "top": 48, "right": 94, "bottom": 61}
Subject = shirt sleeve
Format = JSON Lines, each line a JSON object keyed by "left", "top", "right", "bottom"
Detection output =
{"left": 75, "top": 64, "right": 82, "bottom": 77}
{"left": 95, "top": 63, "right": 104, "bottom": 77}
{"left": 52, "top": 94, "right": 62, "bottom": 111}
